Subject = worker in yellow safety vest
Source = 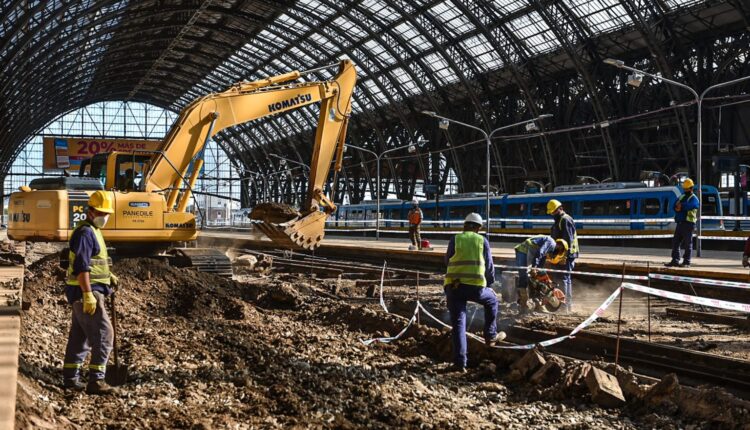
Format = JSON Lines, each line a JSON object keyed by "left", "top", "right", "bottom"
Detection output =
{"left": 514, "top": 235, "right": 568, "bottom": 311}
{"left": 443, "top": 213, "right": 506, "bottom": 373}
{"left": 547, "top": 199, "right": 579, "bottom": 312}
{"left": 62, "top": 190, "right": 119, "bottom": 395}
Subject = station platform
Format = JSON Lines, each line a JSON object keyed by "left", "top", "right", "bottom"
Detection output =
{"left": 200, "top": 231, "right": 750, "bottom": 283}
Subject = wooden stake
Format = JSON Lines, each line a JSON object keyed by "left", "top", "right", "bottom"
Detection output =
{"left": 416, "top": 270, "right": 420, "bottom": 326}
{"left": 614, "top": 262, "right": 626, "bottom": 374}
{"left": 647, "top": 262, "right": 652, "bottom": 343}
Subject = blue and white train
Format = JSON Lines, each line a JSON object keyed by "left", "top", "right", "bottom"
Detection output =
{"left": 331, "top": 182, "right": 724, "bottom": 235}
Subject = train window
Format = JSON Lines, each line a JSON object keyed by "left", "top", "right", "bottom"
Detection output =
{"left": 449, "top": 205, "right": 478, "bottom": 220}
{"left": 506, "top": 204, "right": 524, "bottom": 216}
{"left": 702, "top": 194, "right": 718, "bottom": 216}
{"left": 642, "top": 198, "right": 661, "bottom": 215}
{"left": 531, "top": 203, "right": 545, "bottom": 216}
{"left": 582, "top": 200, "right": 630, "bottom": 216}
{"left": 490, "top": 205, "right": 502, "bottom": 217}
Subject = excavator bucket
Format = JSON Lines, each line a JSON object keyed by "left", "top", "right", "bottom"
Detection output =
{"left": 255, "top": 211, "right": 327, "bottom": 250}
{"left": 249, "top": 201, "right": 330, "bottom": 250}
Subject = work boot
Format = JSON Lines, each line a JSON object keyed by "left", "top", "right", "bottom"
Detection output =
{"left": 485, "top": 331, "right": 507, "bottom": 347}
{"left": 63, "top": 379, "right": 85, "bottom": 392}
{"left": 446, "top": 364, "right": 467, "bottom": 374}
{"left": 86, "top": 379, "right": 117, "bottom": 395}
{"left": 663, "top": 261, "right": 680, "bottom": 268}
{"left": 680, "top": 262, "right": 691, "bottom": 268}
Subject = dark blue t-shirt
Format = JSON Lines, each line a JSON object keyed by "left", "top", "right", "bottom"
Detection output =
{"left": 65, "top": 223, "right": 112, "bottom": 304}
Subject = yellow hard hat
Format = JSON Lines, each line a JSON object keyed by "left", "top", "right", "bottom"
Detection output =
{"left": 555, "top": 238, "right": 569, "bottom": 253}
{"left": 682, "top": 178, "right": 695, "bottom": 190}
{"left": 547, "top": 199, "right": 562, "bottom": 215}
{"left": 88, "top": 190, "right": 114, "bottom": 214}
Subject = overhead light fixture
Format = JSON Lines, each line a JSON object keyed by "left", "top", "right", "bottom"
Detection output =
{"left": 525, "top": 122, "right": 538, "bottom": 132}
{"left": 603, "top": 58, "right": 625, "bottom": 68}
{"left": 439, "top": 119, "right": 450, "bottom": 130}
{"left": 408, "top": 145, "right": 417, "bottom": 153}
{"left": 421, "top": 110, "right": 438, "bottom": 117}
{"left": 627, "top": 72, "right": 643, "bottom": 87}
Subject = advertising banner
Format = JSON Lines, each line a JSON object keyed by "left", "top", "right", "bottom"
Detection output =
{"left": 43, "top": 137, "right": 162, "bottom": 172}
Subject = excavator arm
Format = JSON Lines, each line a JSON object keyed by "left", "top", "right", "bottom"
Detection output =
{"left": 142, "top": 60, "right": 357, "bottom": 249}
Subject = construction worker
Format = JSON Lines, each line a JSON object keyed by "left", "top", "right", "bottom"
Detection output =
{"left": 444, "top": 213, "right": 506, "bottom": 372}
{"left": 665, "top": 178, "right": 700, "bottom": 267}
{"left": 62, "top": 190, "right": 119, "bottom": 394}
{"left": 547, "top": 199, "right": 579, "bottom": 311}
{"left": 407, "top": 198, "right": 423, "bottom": 250}
{"left": 514, "top": 235, "right": 568, "bottom": 310}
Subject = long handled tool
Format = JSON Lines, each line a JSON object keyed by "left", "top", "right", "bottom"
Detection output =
{"left": 105, "top": 292, "right": 129, "bottom": 386}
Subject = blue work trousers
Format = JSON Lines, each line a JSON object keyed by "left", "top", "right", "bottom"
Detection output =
{"left": 671, "top": 222, "right": 695, "bottom": 264}
{"left": 63, "top": 291, "right": 114, "bottom": 383}
{"left": 515, "top": 250, "right": 528, "bottom": 292}
{"left": 562, "top": 257, "right": 576, "bottom": 310}
{"left": 444, "top": 284, "right": 498, "bottom": 367}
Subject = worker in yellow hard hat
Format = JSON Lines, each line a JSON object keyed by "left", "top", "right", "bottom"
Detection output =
{"left": 665, "top": 178, "right": 699, "bottom": 268}
{"left": 547, "top": 199, "right": 578, "bottom": 312}
{"left": 62, "top": 190, "right": 119, "bottom": 394}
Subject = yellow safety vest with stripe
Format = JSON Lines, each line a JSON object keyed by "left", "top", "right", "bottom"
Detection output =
{"left": 514, "top": 235, "right": 546, "bottom": 254}
{"left": 444, "top": 231, "right": 486, "bottom": 287}
{"left": 557, "top": 214, "right": 579, "bottom": 255}
{"left": 66, "top": 221, "right": 111, "bottom": 286}
{"left": 678, "top": 193, "right": 699, "bottom": 223}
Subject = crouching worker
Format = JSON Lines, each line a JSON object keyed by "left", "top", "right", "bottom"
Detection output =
{"left": 514, "top": 235, "right": 568, "bottom": 311}
{"left": 62, "top": 190, "right": 119, "bottom": 394}
{"left": 444, "top": 213, "right": 506, "bottom": 373}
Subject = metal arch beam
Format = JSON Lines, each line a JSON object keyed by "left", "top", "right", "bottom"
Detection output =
{"left": 451, "top": 0, "right": 557, "bottom": 188}
{"left": 528, "top": 0, "right": 619, "bottom": 180}
{"left": 617, "top": 0, "right": 695, "bottom": 175}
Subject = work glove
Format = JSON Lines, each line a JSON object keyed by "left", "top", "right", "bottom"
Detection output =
{"left": 110, "top": 273, "right": 119, "bottom": 287}
{"left": 675, "top": 202, "right": 682, "bottom": 212}
{"left": 82, "top": 292, "right": 97, "bottom": 315}
{"left": 743, "top": 255, "right": 749, "bottom": 268}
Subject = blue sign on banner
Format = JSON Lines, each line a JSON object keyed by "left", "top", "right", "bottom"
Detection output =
{"left": 424, "top": 184, "right": 438, "bottom": 193}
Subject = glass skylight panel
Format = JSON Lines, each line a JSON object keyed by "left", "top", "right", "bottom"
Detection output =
{"left": 360, "top": 0, "right": 401, "bottom": 25}
{"left": 491, "top": 0, "right": 528, "bottom": 16}
{"left": 429, "top": 1, "right": 474, "bottom": 37}
{"left": 460, "top": 35, "right": 504, "bottom": 72}
{"left": 297, "top": 0, "right": 336, "bottom": 20}
{"left": 507, "top": 11, "right": 559, "bottom": 54}
{"left": 422, "top": 52, "right": 458, "bottom": 84}
{"left": 307, "top": 32, "right": 338, "bottom": 52}
{"left": 362, "top": 39, "right": 397, "bottom": 66}
{"left": 333, "top": 16, "right": 368, "bottom": 41}
{"left": 664, "top": 0, "right": 703, "bottom": 9}
{"left": 564, "top": 0, "right": 631, "bottom": 33}
{"left": 393, "top": 22, "right": 431, "bottom": 53}
{"left": 361, "top": 79, "right": 389, "bottom": 106}
{"left": 389, "top": 67, "right": 420, "bottom": 96}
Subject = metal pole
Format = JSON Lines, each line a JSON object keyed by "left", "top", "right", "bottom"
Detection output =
{"left": 376, "top": 156, "right": 381, "bottom": 240}
{"left": 485, "top": 134, "right": 491, "bottom": 237}
{"left": 614, "top": 262, "right": 626, "bottom": 374}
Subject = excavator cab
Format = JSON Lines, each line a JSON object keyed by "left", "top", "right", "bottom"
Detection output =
{"left": 79, "top": 152, "right": 152, "bottom": 192}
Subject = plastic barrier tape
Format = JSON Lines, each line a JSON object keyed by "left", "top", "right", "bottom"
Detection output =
{"left": 360, "top": 305, "right": 419, "bottom": 346}
{"left": 494, "top": 264, "right": 649, "bottom": 281}
{"left": 622, "top": 282, "right": 750, "bottom": 313}
{"left": 379, "top": 261, "right": 389, "bottom": 313}
{"left": 649, "top": 273, "right": 750, "bottom": 289}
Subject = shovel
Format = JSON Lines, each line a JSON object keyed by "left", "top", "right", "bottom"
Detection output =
{"left": 105, "top": 292, "right": 129, "bottom": 386}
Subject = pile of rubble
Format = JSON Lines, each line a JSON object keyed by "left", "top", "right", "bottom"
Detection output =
{"left": 14, "top": 248, "right": 750, "bottom": 429}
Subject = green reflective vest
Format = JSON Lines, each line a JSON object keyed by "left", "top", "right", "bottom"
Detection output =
{"left": 514, "top": 235, "right": 546, "bottom": 254}
{"left": 444, "top": 231, "right": 486, "bottom": 287}
{"left": 66, "top": 221, "right": 111, "bottom": 286}
{"left": 679, "top": 194, "right": 699, "bottom": 223}
{"left": 558, "top": 214, "right": 579, "bottom": 255}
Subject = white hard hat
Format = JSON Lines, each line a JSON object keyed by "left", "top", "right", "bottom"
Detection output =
{"left": 464, "top": 212, "right": 483, "bottom": 225}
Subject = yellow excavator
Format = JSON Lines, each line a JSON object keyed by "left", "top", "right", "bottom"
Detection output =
{"left": 7, "top": 60, "right": 357, "bottom": 274}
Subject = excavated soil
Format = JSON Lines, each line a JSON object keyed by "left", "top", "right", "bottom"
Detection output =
{"left": 14, "top": 248, "right": 750, "bottom": 429}
{"left": 249, "top": 203, "right": 300, "bottom": 224}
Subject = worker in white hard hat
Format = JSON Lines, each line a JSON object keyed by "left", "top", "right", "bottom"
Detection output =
{"left": 407, "top": 198, "right": 423, "bottom": 250}
{"left": 443, "top": 213, "right": 506, "bottom": 372}
{"left": 514, "top": 235, "right": 568, "bottom": 311}
{"left": 547, "top": 199, "right": 579, "bottom": 312}
{"left": 665, "top": 178, "right": 699, "bottom": 268}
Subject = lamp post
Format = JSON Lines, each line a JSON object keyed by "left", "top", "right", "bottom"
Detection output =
{"left": 604, "top": 58, "right": 750, "bottom": 256}
{"left": 345, "top": 142, "right": 418, "bottom": 239}
{"left": 421, "top": 111, "right": 552, "bottom": 236}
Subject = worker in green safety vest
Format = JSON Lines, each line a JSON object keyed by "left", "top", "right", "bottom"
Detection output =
{"left": 62, "top": 190, "right": 120, "bottom": 395}
{"left": 443, "top": 213, "right": 506, "bottom": 373}
{"left": 665, "top": 178, "right": 699, "bottom": 268}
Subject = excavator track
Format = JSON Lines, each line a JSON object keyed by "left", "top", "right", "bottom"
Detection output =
{"left": 167, "top": 248, "right": 234, "bottom": 277}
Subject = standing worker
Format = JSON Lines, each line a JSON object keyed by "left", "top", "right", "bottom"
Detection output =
{"left": 62, "top": 190, "right": 119, "bottom": 394}
{"left": 407, "top": 198, "right": 423, "bottom": 250}
{"left": 444, "top": 213, "right": 505, "bottom": 372}
{"left": 665, "top": 178, "right": 700, "bottom": 268}
{"left": 514, "top": 235, "right": 568, "bottom": 310}
{"left": 547, "top": 199, "right": 579, "bottom": 311}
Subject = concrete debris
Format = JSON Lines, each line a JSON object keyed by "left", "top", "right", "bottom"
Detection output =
{"left": 529, "top": 355, "right": 564, "bottom": 386}
{"left": 585, "top": 367, "right": 626, "bottom": 408}
{"left": 510, "top": 348, "right": 546, "bottom": 378}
